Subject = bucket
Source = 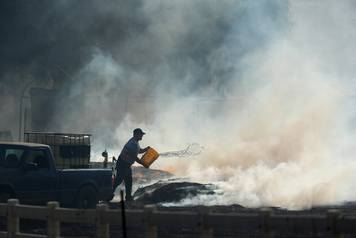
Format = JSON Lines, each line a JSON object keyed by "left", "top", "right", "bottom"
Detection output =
{"left": 141, "top": 147, "right": 160, "bottom": 168}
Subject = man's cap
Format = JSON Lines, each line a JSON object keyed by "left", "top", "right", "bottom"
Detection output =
{"left": 133, "top": 128, "right": 146, "bottom": 135}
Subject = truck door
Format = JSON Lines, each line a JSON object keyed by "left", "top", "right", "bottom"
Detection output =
{"left": 18, "top": 148, "right": 58, "bottom": 204}
{"left": 0, "top": 146, "right": 25, "bottom": 201}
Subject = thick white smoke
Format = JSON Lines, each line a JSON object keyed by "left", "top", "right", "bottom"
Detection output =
{"left": 72, "top": 0, "right": 356, "bottom": 209}
{"left": 143, "top": 1, "right": 356, "bottom": 209}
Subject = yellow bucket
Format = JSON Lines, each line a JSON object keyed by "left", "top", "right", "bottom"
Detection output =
{"left": 141, "top": 147, "right": 160, "bottom": 168}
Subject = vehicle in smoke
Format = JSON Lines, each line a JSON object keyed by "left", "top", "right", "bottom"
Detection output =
{"left": 0, "top": 142, "right": 113, "bottom": 208}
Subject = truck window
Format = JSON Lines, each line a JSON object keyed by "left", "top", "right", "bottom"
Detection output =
{"left": 25, "top": 150, "right": 49, "bottom": 170}
{"left": 59, "top": 145, "right": 90, "bottom": 158}
{"left": 0, "top": 148, "right": 24, "bottom": 168}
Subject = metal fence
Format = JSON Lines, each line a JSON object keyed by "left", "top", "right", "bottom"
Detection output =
{"left": 0, "top": 199, "right": 355, "bottom": 238}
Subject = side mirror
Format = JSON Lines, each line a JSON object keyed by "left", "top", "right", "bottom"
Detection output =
{"left": 23, "top": 162, "right": 38, "bottom": 172}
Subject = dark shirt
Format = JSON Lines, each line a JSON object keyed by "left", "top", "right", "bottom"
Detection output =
{"left": 118, "top": 137, "right": 141, "bottom": 165}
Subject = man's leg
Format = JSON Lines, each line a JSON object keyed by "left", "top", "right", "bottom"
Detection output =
{"left": 113, "top": 163, "right": 125, "bottom": 192}
{"left": 123, "top": 167, "right": 133, "bottom": 200}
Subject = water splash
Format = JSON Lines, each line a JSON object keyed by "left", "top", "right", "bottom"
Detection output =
{"left": 160, "top": 143, "right": 204, "bottom": 158}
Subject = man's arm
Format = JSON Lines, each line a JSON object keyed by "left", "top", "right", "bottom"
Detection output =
{"left": 139, "top": 146, "right": 150, "bottom": 154}
{"left": 135, "top": 157, "right": 144, "bottom": 165}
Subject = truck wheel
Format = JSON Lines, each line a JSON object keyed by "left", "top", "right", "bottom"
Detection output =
{"left": 75, "top": 186, "right": 98, "bottom": 209}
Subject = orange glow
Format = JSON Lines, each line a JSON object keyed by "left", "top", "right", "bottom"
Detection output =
{"left": 161, "top": 166, "right": 176, "bottom": 175}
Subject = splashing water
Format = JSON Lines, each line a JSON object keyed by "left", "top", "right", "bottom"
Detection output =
{"left": 160, "top": 143, "right": 204, "bottom": 158}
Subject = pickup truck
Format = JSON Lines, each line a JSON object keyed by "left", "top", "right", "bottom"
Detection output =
{"left": 0, "top": 142, "right": 114, "bottom": 208}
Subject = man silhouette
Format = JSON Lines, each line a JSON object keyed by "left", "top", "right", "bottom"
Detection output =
{"left": 113, "top": 128, "right": 150, "bottom": 201}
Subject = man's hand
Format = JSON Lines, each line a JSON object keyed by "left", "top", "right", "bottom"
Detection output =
{"left": 136, "top": 158, "right": 150, "bottom": 168}
{"left": 139, "top": 146, "right": 151, "bottom": 154}
{"left": 135, "top": 157, "right": 144, "bottom": 166}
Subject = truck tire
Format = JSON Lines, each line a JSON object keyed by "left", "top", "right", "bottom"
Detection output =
{"left": 75, "top": 186, "right": 98, "bottom": 209}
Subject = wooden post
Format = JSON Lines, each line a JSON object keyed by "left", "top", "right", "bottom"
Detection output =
{"left": 47, "top": 201, "right": 60, "bottom": 238}
{"left": 327, "top": 209, "right": 343, "bottom": 238}
{"left": 120, "top": 190, "right": 127, "bottom": 238}
{"left": 144, "top": 205, "right": 157, "bottom": 238}
{"left": 260, "top": 208, "right": 273, "bottom": 238}
{"left": 7, "top": 199, "right": 19, "bottom": 238}
{"left": 96, "top": 203, "right": 109, "bottom": 238}
{"left": 199, "top": 207, "right": 213, "bottom": 238}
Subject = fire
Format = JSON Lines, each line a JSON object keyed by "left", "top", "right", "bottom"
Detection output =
{"left": 162, "top": 166, "right": 177, "bottom": 175}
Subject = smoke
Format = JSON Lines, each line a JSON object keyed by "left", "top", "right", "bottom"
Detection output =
{"left": 129, "top": 0, "right": 356, "bottom": 209}
{"left": 2, "top": 0, "right": 356, "bottom": 209}
{"left": 150, "top": 0, "right": 356, "bottom": 209}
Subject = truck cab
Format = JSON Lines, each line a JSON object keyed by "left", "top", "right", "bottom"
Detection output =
{"left": 0, "top": 142, "right": 113, "bottom": 208}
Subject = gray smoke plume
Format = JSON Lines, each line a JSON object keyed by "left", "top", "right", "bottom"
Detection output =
{"left": 0, "top": 0, "right": 287, "bottom": 137}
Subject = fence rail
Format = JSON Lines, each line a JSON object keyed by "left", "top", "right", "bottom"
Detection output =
{"left": 0, "top": 199, "right": 355, "bottom": 237}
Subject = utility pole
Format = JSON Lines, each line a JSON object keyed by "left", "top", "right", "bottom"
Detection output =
{"left": 18, "top": 80, "right": 33, "bottom": 141}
